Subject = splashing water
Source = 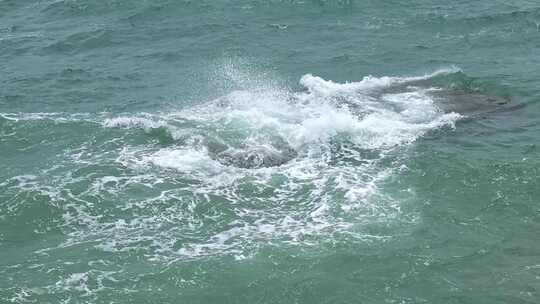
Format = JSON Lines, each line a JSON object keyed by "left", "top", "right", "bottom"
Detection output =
{"left": 0, "top": 67, "right": 464, "bottom": 263}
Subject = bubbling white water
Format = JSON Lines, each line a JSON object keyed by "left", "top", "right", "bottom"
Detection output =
{"left": 3, "top": 67, "right": 462, "bottom": 261}
{"left": 86, "top": 68, "right": 461, "bottom": 259}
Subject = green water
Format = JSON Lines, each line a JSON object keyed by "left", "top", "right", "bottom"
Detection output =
{"left": 1, "top": 1, "right": 540, "bottom": 303}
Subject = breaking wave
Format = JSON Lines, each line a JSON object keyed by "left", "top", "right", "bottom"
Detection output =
{"left": 2, "top": 67, "right": 462, "bottom": 261}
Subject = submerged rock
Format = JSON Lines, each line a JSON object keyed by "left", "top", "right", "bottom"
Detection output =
{"left": 205, "top": 137, "right": 298, "bottom": 169}
{"left": 428, "top": 89, "right": 512, "bottom": 116}
{"left": 217, "top": 145, "right": 298, "bottom": 169}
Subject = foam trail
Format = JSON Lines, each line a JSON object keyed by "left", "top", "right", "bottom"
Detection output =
{"left": 299, "top": 66, "right": 461, "bottom": 96}
{"left": 103, "top": 117, "right": 166, "bottom": 129}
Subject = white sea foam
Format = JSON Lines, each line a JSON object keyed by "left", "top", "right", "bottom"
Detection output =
{"left": 144, "top": 148, "right": 224, "bottom": 173}
{"left": 12, "top": 67, "right": 462, "bottom": 262}
{"left": 299, "top": 66, "right": 461, "bottom": 96}
{"left": 90, "top": 68, "right": 461, "bottom": 258}
{"left": 102, "top": 116, "right": 166, "bottom": 130}
{"left": 0, "top": 112, "right": 100, "bottom": 126}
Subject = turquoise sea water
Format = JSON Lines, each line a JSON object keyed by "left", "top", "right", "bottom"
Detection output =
{"left": 1, "top": 1, "right": 540, "bottom": 303}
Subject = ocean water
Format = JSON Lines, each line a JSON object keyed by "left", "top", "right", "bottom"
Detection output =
{"left": 1, "top": 1, "right": 540, "bottom": 303}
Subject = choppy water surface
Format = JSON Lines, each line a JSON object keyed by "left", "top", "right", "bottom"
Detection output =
{"left": 1, "top": 1, "right": 540, "bottom": 303}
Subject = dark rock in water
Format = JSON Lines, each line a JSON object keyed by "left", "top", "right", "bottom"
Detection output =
{"left": 428, "top": 90, "right": 511, "bottom": 115}
{"left": 205, "top": 137, "right": 297, "bottom": 169}
{"left": 217, "top": 145, "right": 297, "bottom": 169}
{"left": 353, "top": 73, "right": 516, "bottom": 117}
